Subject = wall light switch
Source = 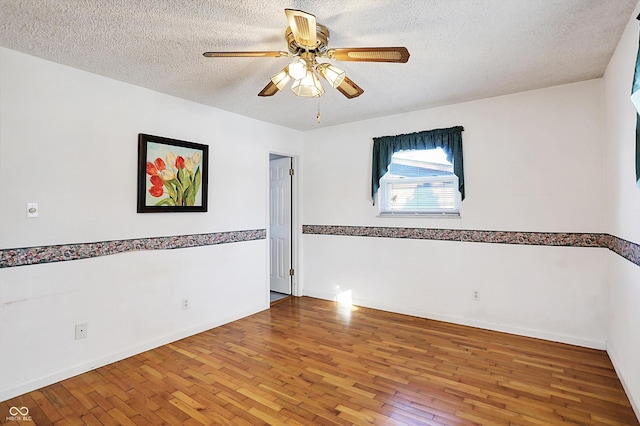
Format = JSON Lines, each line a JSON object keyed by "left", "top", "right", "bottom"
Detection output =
{"left": 26, "top": 202, "right": 38, "bottom": 218}
{"left": 75, "top": 323, "right": 88, "bottom": 340}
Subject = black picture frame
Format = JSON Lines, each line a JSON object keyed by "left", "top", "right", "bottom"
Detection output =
{"left": 137, "top": 133, "right": 208, "bottom": 213}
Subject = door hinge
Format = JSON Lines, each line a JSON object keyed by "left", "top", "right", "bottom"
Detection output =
{"left": 289, "top": 268, "right": 295, "bottom": 276}
{"left": 289, "top": 168, "right": 294, "bottom": 176}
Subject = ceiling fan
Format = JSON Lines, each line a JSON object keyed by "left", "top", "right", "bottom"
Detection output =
{"left": 203, "top": 9, "right": 410, "bottom": 99}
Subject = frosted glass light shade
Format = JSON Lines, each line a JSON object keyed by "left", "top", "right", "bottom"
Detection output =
{"left": 270, "top": 67, "right": 291, "bottom": 90}
{"left": 290, "top": 71, "right": 325, "bottom": 97}
{"left": 317, "top": 63, "right": 346, "bottom": 88}
{"left": 287, "top": 59, "right": 307, "bottom": 80}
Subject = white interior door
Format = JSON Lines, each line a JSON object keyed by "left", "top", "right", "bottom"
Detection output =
{"left": 269, "top": 156, "right": 292, "bottom": 294}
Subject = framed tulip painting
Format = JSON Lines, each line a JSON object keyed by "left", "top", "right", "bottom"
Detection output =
{"left": 137, "top": 134, "right": 208, "bottom": 213}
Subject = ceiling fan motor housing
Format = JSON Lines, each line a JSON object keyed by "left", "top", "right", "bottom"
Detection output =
{"left": 285, "top": 24, "right": 329, "bottom": 55}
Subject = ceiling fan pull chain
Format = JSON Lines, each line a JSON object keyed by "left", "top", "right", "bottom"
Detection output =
{"left": 317, "top": 102, "right": 321, "bottom": 123}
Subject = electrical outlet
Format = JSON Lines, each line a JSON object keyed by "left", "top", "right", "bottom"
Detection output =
{"left": 472, "top": 290, "right": 480, "bottom": 301}
{"left": 182, "top": 299, "right": 189, "bottom": 310}
{"left": 75, "top": 323, "right": 88, "bottom": 340}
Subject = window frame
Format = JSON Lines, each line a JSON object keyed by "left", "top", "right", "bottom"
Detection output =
{"left": 371, "top": 126, "right": 465, "bottom": 205}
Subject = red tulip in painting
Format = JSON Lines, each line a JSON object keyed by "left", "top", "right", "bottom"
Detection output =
{"left": 145, "top": 151, "right": 202, "bottom": 206}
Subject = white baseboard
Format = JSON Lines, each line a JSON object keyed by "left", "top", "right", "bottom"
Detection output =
{"left": 303, "top": 290, "right": 606, "bottom": 350}
{"left": 0, "top": 304, "right": 266, "bottom": 403}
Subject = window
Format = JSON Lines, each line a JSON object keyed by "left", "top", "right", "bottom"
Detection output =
{"left": 371, "top": 126, "right": 465, "bottom": 213}
{"left": 378, "top": 148, "right": 460, "bottom": 216}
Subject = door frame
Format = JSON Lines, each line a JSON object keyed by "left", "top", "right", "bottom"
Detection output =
{"left": 267, "top": 151, "right": 300, "bottom": 302}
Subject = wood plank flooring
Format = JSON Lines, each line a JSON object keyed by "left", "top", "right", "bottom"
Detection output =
{"left": 1, "top": 296, "right": 638, "bottom": 425}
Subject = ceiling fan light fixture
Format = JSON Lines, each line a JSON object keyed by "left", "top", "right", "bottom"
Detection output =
{"left": 291, "top": 70, "right": 325, "bottom": 97}
{"left": 271, "top": 66, "right": 291, "bottom": 90}
{"left": 317, "top": 63, "right": 346, "bottom": 88}
{"left": 204, "top": 9, "right": 410, "bottom": 100}
{"left": 287, "top": 59, "right": 307, "bottom": 80}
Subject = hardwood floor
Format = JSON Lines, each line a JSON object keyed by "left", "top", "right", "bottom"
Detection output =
{"left": 1, "top": 296, "right": 637, "bottom": 425}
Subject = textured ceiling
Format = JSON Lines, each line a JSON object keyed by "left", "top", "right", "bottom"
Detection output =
{"left": 0, "top": 0, "right": 636, "bottom": 131}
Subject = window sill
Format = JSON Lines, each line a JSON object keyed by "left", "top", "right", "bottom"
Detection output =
{"left": 377, "top": 212, "right": 461, "bottom": 219}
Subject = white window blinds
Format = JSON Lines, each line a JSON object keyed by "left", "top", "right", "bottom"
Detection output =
{"left": 381, "top": 175, "right": 459, "bottom": 214}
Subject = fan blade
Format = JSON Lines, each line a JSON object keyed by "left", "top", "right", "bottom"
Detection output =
{"left": 258, "top": 81, "right": 281, "bottom": 97}
{"left": 328, "top": 47, "right": 410, "bottom": 63}
{"left": 285, "top": 9, "right": 317, "bottom": 50}
{"left": 203, "top": 51, "right": 288, "bottom": 58}
{"left": 335, "top": 76, "right": 364, "bottom": 99}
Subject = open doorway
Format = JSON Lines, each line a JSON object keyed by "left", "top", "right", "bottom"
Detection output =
{"left": 269, "top": 154, "right": 294, "bottom": 304}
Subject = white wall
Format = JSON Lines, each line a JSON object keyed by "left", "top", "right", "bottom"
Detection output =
{"left": 302, "top": 80, "right": 609, "bottom": 349}
{"left": 0, "top": 48, "right": 302, "bottom": 247}
{"left": 0, "top": 47, "right": 303, "bottom": 401}
{"left": 603, "top": 1, "right": 640, "bottom": 416}
{"left": 304, "top": 80, "right": 605, "bottom": 232}
{"left": 304, "top": 235, "right": 607, "bottom": 347}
